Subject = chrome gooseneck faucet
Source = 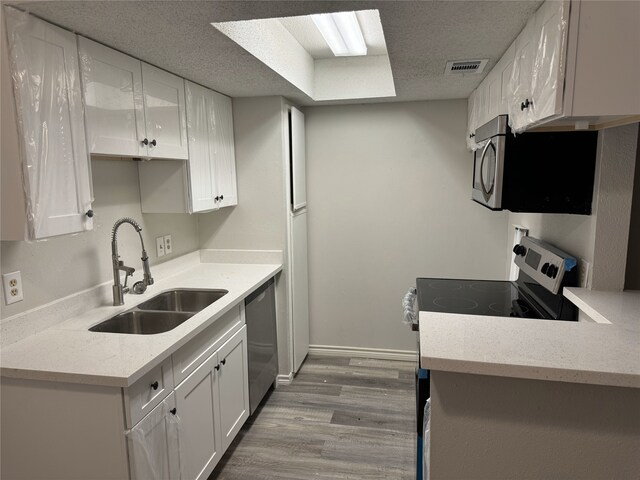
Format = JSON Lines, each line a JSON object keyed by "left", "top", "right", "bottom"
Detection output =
{"left": 111, "top": 217, "right": 154, "bottom": 306}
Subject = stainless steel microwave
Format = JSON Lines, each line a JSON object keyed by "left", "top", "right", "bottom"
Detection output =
{"left": 472, "top": 115, "right": 598, "bottom": 214}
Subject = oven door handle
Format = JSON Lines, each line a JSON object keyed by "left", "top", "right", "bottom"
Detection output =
{"left": 479, "top": 140, "right": 496, "bottom": 201}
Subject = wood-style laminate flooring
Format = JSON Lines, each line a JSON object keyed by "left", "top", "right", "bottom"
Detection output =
{"left": 210, "top": 355, "right": 416, "bottom": 480}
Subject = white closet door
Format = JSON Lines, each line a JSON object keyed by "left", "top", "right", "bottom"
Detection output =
{"left": 5, "top": 8, "right": 93, "bottom": 240}
{"left": 78, "top": 37, "right": 146, "bottom": 157}
{"left": 211, "top": 90, "right": 237, "bottom": 208}
{"left": 290, "top": 106, "right": 306, "bottom": 210}
{"left": 141, "top": 63, "right": 188, "bottom": 160}
{"left": 291, "top": 210, "right": 310, "bottom": 373}
{"left": 185, "top": 80, "right": 217, "bottom": 212}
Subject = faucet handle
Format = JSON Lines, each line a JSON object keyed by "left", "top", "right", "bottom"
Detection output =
{"left": 118, "top": 261, "right": 136, "bottom": 275}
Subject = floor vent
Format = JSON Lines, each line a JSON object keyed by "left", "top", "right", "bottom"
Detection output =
{"left": 444, "top": 59, "right": 488, "bottom": 75}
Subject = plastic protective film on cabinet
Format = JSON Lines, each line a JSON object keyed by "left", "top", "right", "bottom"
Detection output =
{"left": 126, "top": 398, "right": 184, "bottom": 480}
{"left": 507, "top": 1, "right": 569, "bottom": 133}
{"left": 5, "top": 7, "right": 93, "bottom": 240}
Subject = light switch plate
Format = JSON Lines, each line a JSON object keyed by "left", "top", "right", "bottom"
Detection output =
{"left": 3, "top": 271, "right": 23, "bottom": 305}
{"left": 156, "top": 236, "right": 165, "bottom": 257}
{"left": 163, "top": 235, "right": 173, "bottom": 255}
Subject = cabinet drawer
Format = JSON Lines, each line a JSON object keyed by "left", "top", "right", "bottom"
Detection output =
{"left": 125, "top": 357, "right": 174, "bottom": 428}
{"left": 173, "top": 305, "right": 243, "bottom": 386}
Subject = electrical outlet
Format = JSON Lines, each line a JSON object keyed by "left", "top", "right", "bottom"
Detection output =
{"left": 163, "top": 235, "right": 173, "bottom": 255}
{"left": 578, "top": 259, "right": 590, "bottom": 288}
{"left": 156, "top": 236, "right": 165, "bottom": 257}
{"left": 2, "top": 271, "right": 23, "bottom": 305}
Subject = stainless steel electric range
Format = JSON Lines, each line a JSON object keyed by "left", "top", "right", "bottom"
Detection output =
{"left": 408, "top": 236, "right": 579, "bottom": 480}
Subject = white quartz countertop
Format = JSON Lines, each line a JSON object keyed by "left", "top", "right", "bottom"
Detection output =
{"left": 420, "top": 288, "right": 640, "bottom": 389}
{"left": 0, "top": 255, "right": 282, "bottom": 388}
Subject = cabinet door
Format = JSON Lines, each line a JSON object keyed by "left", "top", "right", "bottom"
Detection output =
{"left": 5, "top": 8, "right": 93, "bottom": 240}
{"left": 507, "top": 16, "right": 536, "bottom": 132}
{"left": 211, "top": 90, "right": 237, "bottom": 208}
{"left": 466, "top": 90, "right": 479, "bottom": 150}
{"left": 174, "top": 351, "right": 223, "bottom": 480}
{"left": 141, "top": 63, "right": 188, "bottom": 160}
{"left": 127, "top": 393, "right": 181, "bottom": 480}
{"left": 216, "top": 325, "right": 249, "bottom": 452}
{"left": 78, "top": 37, "right": 147, "bottom": 157}
{"left": 498, "top": 43, "right": 516, "bottom": 116}
{"left": 529, "top": 0, "right": 569, "bottom": 125}
{"left": 185, "top": 81, "right": 217, "bottom": 212}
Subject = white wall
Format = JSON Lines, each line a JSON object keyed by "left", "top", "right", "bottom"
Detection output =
{"left": 198, "top": 96, "right": 292, "bottom": 375}
{"left": 508, "top": 123, "right": 639, "bottom": 290}
{"left": 0, "top": 158, "right": 200, "bottom": 318}
{"left": 304, "top": 100, "right": 510, "bottom": 353}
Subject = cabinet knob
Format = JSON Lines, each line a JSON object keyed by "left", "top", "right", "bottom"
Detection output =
{"left": 214, "top": 364, "right": 220, "bottom": 371}
{"left": 219, "top": 195, "right": 224, "bottom": 201}
{"left": 469, "top": 133, "right": 475, "bottom": 139}
{"left": 221, "top": 358, "right": 226, "bottom": 366}
{"left": 151, "top": 381, "right": 159, "bottom": 390}
{"left": 85, "top": 209, "right": 94, "bottom": 218}
{"left": 170, "top": 408, "right": 177, "bottom": 415}
{"left": 214, "top": 196, "right": 220, "bottom": 202}
{"left": 520, "top": 99, "right": 532, "bottom": 111}
{"left": 149, "top": 139, "right": 157, "bottom": 147}
{"left": 141, "top": 138, "right": 149, "bottom": 146}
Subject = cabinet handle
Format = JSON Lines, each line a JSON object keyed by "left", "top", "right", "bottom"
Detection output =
{"left": 221, "top": 358, "right": 226, "bottom": 366}
{"left": 520, "top": 98, "right": 532, "bottom": 111}
{"left": 170, "top": 408, "right": 177, "bottom": 415}
{"left": 85, "top": 209, "right": 94, "bottom": 218}
{"left": 214, "top": 364, "right": 220, "bottom": 371}
{"left": 149, "top": 139, "right": 157, "bottom": 147}
{"left": 141, "top": 138, "right": 149, "bottom": 146}
{"left": 151, "top": 381, "right": 159, "bottom": 390}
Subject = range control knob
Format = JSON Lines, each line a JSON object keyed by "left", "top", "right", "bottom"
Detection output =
{"left": 546, "top": 265, "right": 558, "bottom": 278}
{"left": 513, "top": 244, "right": 527, "bottom": 256}
{"left": 541, "top": 263, "right": 550, "bottom": 275}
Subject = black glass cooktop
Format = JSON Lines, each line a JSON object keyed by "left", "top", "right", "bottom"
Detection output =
{"left": 416, "top": 278, "right": 547, "bottom": 319}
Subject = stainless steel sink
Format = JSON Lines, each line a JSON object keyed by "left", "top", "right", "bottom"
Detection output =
{"left": 136, "top": 289, "right": 228, "bottom": 312}
{"left": 89, "top": 289, "right": 228, "bottom": 335}
{"left": 89, "top": 310, "right": 193, "bottom": 335}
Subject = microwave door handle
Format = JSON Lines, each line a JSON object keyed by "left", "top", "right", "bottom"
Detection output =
{"left": 479, "top": 141, "right": 496, "bottom": 201}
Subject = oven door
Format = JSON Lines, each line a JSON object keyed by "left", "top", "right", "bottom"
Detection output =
{"left": 472, "top": 135, "right": 505, "bottom": 210}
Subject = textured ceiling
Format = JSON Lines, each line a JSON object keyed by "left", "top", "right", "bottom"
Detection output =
{"left": 9, "top": 0, "right": 543, "bottom": 106}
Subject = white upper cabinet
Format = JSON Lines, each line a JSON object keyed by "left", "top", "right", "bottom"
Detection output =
{"left": 184, "top": 81, "right": 237, "bottom": 212}
{"left": 507, "top": 0, "right": 569, "bottom": 132}
{"left": 78, "top": 39, "right": 188, "bottom": 159}
{"left": 468, "top": 0, "right": 640, "bottom": 140}
{"left": 210, "top": 89, "right": 238, "bottom": 209}
{"left": 78, "top": 37, "right": 146, "bottom": 157}
{"left": 141, "top": 63, "right": 188, "bottom": 160}
{"left": 3, "top": 8, "right": 93, "bottom": 240}
{"left": 140, "top": 81, "right": 237, "bottom": 214}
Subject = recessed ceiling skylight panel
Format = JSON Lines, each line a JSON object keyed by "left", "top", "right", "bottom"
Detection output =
{"left": 311, "top": 11, "right": 367, "bottom": 57}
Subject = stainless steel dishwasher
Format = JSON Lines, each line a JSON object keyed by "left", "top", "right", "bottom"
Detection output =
{"left": 245, "top": 277, "right": 278, "bottom": 414}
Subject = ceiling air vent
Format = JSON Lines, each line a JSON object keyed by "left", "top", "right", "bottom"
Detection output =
{"left": 444, "top": 59, "right": 488, "bottom": 75}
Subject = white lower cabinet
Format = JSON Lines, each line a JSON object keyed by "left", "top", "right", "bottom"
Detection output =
{"left": 175, "top": 325, "right": 248, "bottom": 480}
{"left": 0, "top": 308, "right": 249, "bottom": 480}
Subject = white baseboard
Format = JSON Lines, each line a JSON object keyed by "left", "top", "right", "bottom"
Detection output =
{"left": 276, "top": 373, "right": 294, "bottom": 386}
{"left": 308, "top": 345, "right": 417, "bottom": 362}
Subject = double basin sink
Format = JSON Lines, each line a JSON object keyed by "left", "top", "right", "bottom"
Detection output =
{"left": 89, "top": 289, "right": 228, "bottom": 335}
